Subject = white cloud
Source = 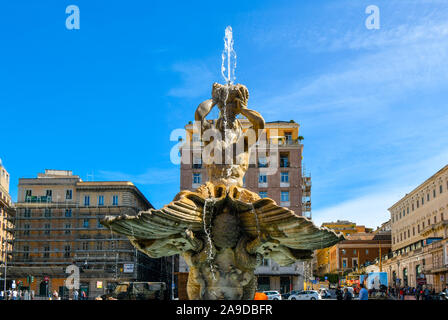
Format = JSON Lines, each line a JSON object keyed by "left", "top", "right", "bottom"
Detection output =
{"left": 313, "top": 151, "right": 448, "bottom": 228}
{"left": 312, "top": 191, "right": 397, "bottom": 229}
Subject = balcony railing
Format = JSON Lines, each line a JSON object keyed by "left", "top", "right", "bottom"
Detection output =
{"left": 24, "top": 196, "right": 52, "bottom": 203}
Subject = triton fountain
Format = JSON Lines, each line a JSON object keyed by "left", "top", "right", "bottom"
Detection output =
{"left": 102, "top": 26, "right": 344, "bottom": 300}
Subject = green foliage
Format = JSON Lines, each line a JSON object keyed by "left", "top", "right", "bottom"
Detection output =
{"left": 324, "top": 273, "right": 339, "bottom": 284}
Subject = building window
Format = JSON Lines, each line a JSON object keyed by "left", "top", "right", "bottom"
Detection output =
{"left": 193, "top": 157, "right": 202, "bottom": 169}
{"left": 412, "top": 203, "right": 414, "bottom": 211}
{"left": 83, "top": 219, "right": 89, "bottom": 228}
{"left": 97, "top": 242, "right": 103, "bottom": 250}
{"left": 353, "top": 249, "right": 357, "bottom": 255}
{"left": 97, "top": 219, "right": 103, "bottom": 228}
{"left": 261, "top": 258, "right": 269, "bottom": 266}
{"left": 98, "top": 195, "right": 104, "bottom": 206}
{"left": 434, "top": 216, "right": 437, "bottom": 224}
{"left": 413, "top": 227, "right": 415, "bottom": 236}
{"left": 259, "top": 191, "right": 268, "bottom": 198}
{"left": 407, "top": 207, "right": 409, "bottom": 214}
{"left": 24, "top": 208, "right": 31, "bottom": 218}
{"left": 440, "top": 185, "right": 443, "bottom": 194}
{"left": 65, "top": 224, "right": 71, "bottom": 234}
{"left": 24, "top": 224, "right": 30, "bottom": 236}
{"left": 82, "top": 242, "right": 89, "bottom": 251}
{"left": 259, "top": 174, "right": 267, "bottom": 183}
{"left": 433, "top": 189, "right": 436, "bottom": 198}
{"left": 25, "top": 190, "right": 32, "bottom": 198}
{"left": 84, "top": 196, "right": 90, "bottom": 206}
{"left": 342, "top": 258, "right": 348, "bottom": 268}
{"left": 112, "top": 195, "right": 119, "bottom": 206}
{"left": 280, "top": 153, "right": 289, "bottom": 168}
{"left": 284, "top": 132, "right": 293, "bottom": 144}
{"left": 193, "top": 173, "right": 202, "bottom": 184}
{"left": 46, "top": 190, "right": 52, "bottom": 198}
{"left": 281, "top": 172, "right": 289, "bottom": 183}
{"left": 64, "top": 245, "right": 71, "bottom": 258}
{"left": 23, "top": 246, "right": 29, "bottom": 259}
{"left": 44, "top": 208, "right": 51, "bottom": 217}
{"left": 427, "top": 194, "right": 429, "bottom": 202}
{"left": 66, "top": 190, "right": 73, "bottom": 200}
{"left": 44, "top": 246, "right": 50, "bottom": 258}
{"left": 258, "top": 157, "right": 268, "bottom": 168}
{"left": 281, "top": 191, "right": 289, "bottom": 202}
{"left": 417, "top": 200, "right": 419, "bottom": 208}
{"left": 44, "top": 224, "right": 50, "bottom": 235}
{"left": 65, "top": 209, "right": 72, "bottom": 217}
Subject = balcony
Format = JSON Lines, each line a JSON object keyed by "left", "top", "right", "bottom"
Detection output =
{"left": 24, "top": 196, "right": 52, "bottom": 203}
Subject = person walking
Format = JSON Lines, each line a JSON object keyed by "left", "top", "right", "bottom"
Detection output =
{"left": 343, "top": 288, "right": 353, "bottom": 300}
{"left": 336, "top": 286, "right": 343, "bottom": 301}
{"left": 359, "top": 284, "right": 368, "bottom": 300}
{"left": 73, "top": 289, "right": 79, "bottom": 301}
{"left": 423, "top": 287, "right": 430, "bottom": 300}
{"left": 81, "top": 290, "right": 87, "bottom": 300}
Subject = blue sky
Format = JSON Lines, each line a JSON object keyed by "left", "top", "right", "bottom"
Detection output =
{"left": 1, "top": 1, "right": 448, "bottom": 229}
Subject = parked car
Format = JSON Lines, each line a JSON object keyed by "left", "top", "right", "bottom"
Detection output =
{"left": 281, "top": 290, "right": 300, "bottom": 300}
{"left": 263, "top": 290, "right": 282, "bottom": 300}
{"left": 99, "top": 282, "right": 167, "bottom": 300}
{"left": 289, "top": 290, "right": 321, "bottom": 300}
{"left": 318, "top": 289, "right": 331, "bottom": 299}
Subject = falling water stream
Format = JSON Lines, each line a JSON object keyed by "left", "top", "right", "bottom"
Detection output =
{"left": 249, "top": 203, "right": 261, "bottom": 241}
{"left": 203, "top": 198, "right": 217, "bottom": 280}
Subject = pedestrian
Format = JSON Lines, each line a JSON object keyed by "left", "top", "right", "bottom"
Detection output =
{"left": 81, "top": 290, "right": 87, "bottom": 300}
{"left": 359, "top": 284, "right": 368, "bottom": 301}
{"left": 73, "top": 289, "right": 79, "bottom": 300}
{"left": 0, "top": 290, "right": 4, "bottom": 300}
{"left": 423, "top": 287, "right": 430, "bottom": 300}
{"left": 343, "top": 288, "right": 353, "bottom": 300}
{"left": 12, "top": 290, "right": 18, "bottom": 300}
{"left": 336, "top": 286, "right": 343, "bottom": 301}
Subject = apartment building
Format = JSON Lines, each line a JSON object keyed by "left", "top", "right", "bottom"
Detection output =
{"left": 9, "top": 169, "right": 173, "bottom": 299}
{"left": 327, "top": 231, "right": 391, "bottom": 274}
{"left": 314, "top": 220, "right": 373, "bottom": 276}
{"left": 0, "top": 159, "right": 15, "bottom": 274}
{"left": 176, "top": 120, "right": 311, "bottom": 298}
{"left": 382, "top": 165, "right": 448, "bottom": 291}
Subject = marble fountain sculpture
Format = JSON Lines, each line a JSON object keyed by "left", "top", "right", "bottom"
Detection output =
{"left": 101, "top": 27, "right": 344, "bottom": 300}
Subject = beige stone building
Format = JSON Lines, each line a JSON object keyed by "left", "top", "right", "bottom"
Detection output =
{"left": 9, "top": 169, "right": 173, "bottom": 299}
{"left": 383, "top": 165, "right": 448, "bottom": 291}
{"left": 0, "top": 159, "right": 15, "bottom": 273}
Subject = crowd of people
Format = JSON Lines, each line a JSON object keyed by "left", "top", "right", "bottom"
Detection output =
{"left": 388, "top": 285, "right": 448, "bottom": 300}
{"left": 334, "top": 284, "right": 448, "bottom": 300}
{"left": 0, "top": 288, "right": 88, "bottom": 300}
{"left": 0, "top": 289, "right": 35, "bottom": 300}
